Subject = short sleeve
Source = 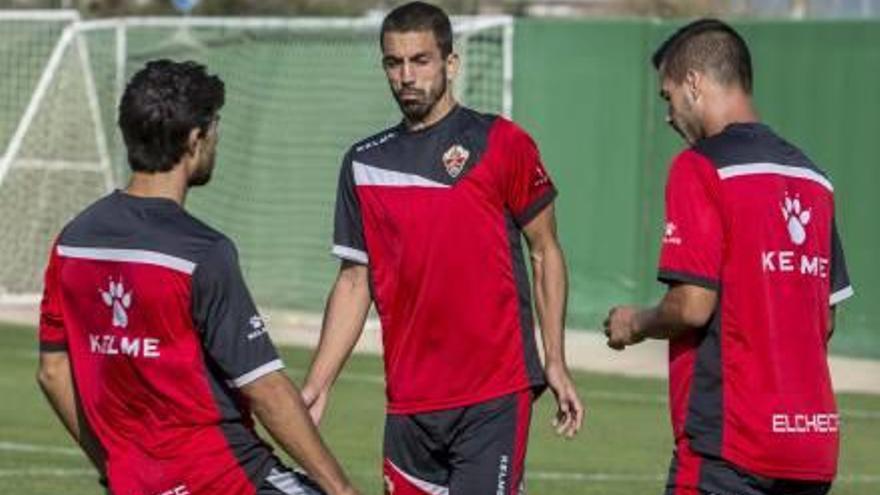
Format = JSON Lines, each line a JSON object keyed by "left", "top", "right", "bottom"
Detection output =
{"left": 192, "top": 238, "right": 283, "bottom": 388}
{"left": 39, "top": 242, "right": 67, "bottom": 352}
{"left": 657, "top": 150, "right": 724, "bottom": 290}
{"left": 829, "top": 217, "right": 853, "bottom": 306}
{"left": 501, "top": 122, "right": 557, "bottom": 227}
{"left": 331, "top": 150, "right": 368, "bottom": 264}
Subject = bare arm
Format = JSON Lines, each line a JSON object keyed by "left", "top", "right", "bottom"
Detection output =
{"left": 604, "top": 283, "right": 718, "bottom": 349}
{"left": 301, "top": 261, "right": 371, "bottom": 424}
{"left": 522, "top": 204, "right": 584, "bottom": 438}
{"left": 37, "top": 352, "right": 106, "bottom": 477}
{"left": 523, "top": 204, "right": 568, "bottom": 366}
{"left": 242, "top": 371, "right": 357, "bottom": 495}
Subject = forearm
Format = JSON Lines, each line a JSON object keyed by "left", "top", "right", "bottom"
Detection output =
{"left": 306, "top": 268, "right": 371, "bottom": 392}
{"left": 37, "top": 354, "right": 105, "bottom": 474}
{"left": 633, "top": 305, "right": 685, "bottom": 340}
{"left": 532, "top": 243, "right": 568, "bottom": 366}
{"left": 249, "top": 374, "right": 353, "bottom": 494}
{"left": 634, "top": 287, "right": 716, "bottom": 341}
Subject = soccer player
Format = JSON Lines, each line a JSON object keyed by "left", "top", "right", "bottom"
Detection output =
{"left": 36, "top": 60, "right": 359, "bottom": 495}
{"left": 603, "top": 19, "right": 853, "bottom": 495}
{"left": 301, "top": 2, "right": 583, "bottom": 494}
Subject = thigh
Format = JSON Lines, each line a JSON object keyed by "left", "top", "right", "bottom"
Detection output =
{"left": 447, "top": 390, "right": 533, "bottom": 495}
{"left": 383, "top": 413, "right": 452, "bottom": 495}
{"left": 257, "top": 465, "right": 324, "bottom": 495}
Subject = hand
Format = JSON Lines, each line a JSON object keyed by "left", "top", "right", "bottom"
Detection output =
{"left": 545, "top": 362, "right": 584, "bottom": 438}
{"left": 300, "top": 383, "right": 329, "bottom": 427}
{"left": 603, "top": 305, "right": 645, "bottom": 351}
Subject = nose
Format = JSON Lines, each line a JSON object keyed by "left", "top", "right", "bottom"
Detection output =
{"left": 401, "top": 61, "right": 416, "bottom": 85}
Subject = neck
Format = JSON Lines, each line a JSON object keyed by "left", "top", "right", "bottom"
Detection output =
{"left": 405, "top": 91, "right": 457, "bottom": 131}
{"left": 703, "top": 90, "right": 760, "bottom": 138}
{"left": 125, "top": 164, "right": 189, "bottom": 206}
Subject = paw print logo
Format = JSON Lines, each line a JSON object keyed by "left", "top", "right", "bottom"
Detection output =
{"left": 100, "top": 278, "right": 132, "bottom": 328}
{"left": 781, "top": 193, "right": 811, "bottom": 246}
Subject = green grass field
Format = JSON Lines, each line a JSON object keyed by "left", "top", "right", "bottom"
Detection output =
{"left": 1, "top": 322, "right": 878, "bottom": 494}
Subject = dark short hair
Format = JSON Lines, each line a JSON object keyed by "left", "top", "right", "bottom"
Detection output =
{"left": 118, "top": 60, "right": 225, "bottom": 173}
{"left": 380, "top": 1, "right": 453, "bottom": 58}
{"left": 652, "top": 19, "right": 753, "bottom": 94}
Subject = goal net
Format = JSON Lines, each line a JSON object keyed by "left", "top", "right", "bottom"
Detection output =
{"left": 0, "top": 11, "right": 113, "bottom": 302}
{"left": 0, "top": 12, "right": 513, "bottom": 310}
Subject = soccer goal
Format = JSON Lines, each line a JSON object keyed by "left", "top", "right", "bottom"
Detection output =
{"left": 0, "top": 11, "right": 514, "bottom": 307}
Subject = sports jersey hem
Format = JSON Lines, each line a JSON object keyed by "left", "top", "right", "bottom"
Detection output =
{"left": 830, "top": 285, "right": 854, "bottom": 306}
{"left": 386, "top": 381, "right": 543, "bottom": 415}
{"left": 514, "top": 188, "right": 557, "bottom": 227}
{"left": 39, "top": 341, "right": 67, "bottom": 352}
{"left": 228, "top": 359, "right": 285, "bottom": 388}
{"left": 331, "top": 244, "right": 368, "bottom": 265}
{"left": 657, "top": 269, "right": 719, "bottom": 291}
{"left": 719, "top": 449, "right": 836, "bottom": 483}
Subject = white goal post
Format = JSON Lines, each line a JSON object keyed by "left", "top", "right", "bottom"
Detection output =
{"left": 0, "top": 11, "right": 514, "bottom": 307}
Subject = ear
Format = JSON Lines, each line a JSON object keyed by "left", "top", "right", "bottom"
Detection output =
{"left": 446, "top": 52, "right": 460, "bottom": 81}
{"left": 684, "top": 69, "right": 702, "bottom": 100}
{"left": 185, "top": 127, "right": 202, "bottom": 157}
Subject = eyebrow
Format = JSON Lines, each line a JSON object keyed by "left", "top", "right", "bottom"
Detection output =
{"left": 383, "top": 51, "right": 433, "bottom": 62}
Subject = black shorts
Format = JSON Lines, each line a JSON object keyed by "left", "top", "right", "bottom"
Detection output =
{"left": 257, "top": 465, "right": 324, "bottom": 495}
{"left": 383, "top": 390, "right": 534, "bottom": 495}
{"left": 665, "top": 438, "right": 832, "bottom": 495}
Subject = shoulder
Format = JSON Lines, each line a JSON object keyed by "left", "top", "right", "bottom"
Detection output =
{"left": 59, "top": 193, "right": 117, "bottom": 239}
{"left": 667, "top": 148, "right": 720, "bottom": 186}
{"left": 691, "top": 129, "right": 749, "bottom": 166}
{"left": 178, "top": 210, "right": 227, "bottom": 243}
{"left": 693, "top": 124, "right": 828, "bottom": 178}
{"left": 191, "top": 235, "right": 241, "bottom": 282}
{"left": 459, "top": 106, "right": 501, "bottom": 130}
{"left": 484, "top": 115, "right": 542, "bottom": 156}
{"left": 349, "top": 124, "right": 403, "bottom": 161}
{"left": 483, "top": 112, "right": 526, "bottom": 138}
{"left": 143, "top": 211, "right": 234, "bottom": 279}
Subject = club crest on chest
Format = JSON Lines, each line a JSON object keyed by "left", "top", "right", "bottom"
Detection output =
{"left": 442, "top": 144, "right": 470, "bottom": 178}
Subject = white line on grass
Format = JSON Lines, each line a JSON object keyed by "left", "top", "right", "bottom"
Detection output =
{"left": 0, "top": 441, "right": 80, "bottom": 456}
{"left": 528, "top": 471, "right": 664, "bottom": 482}
{"left": 0, "top": 467, "right": 93, "bottom": 478}
{"left": 839, "top": 475, "right": 880, "bottom": 483}
{"left": 840, "top": 409, "right": 880, "bottom": 420}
